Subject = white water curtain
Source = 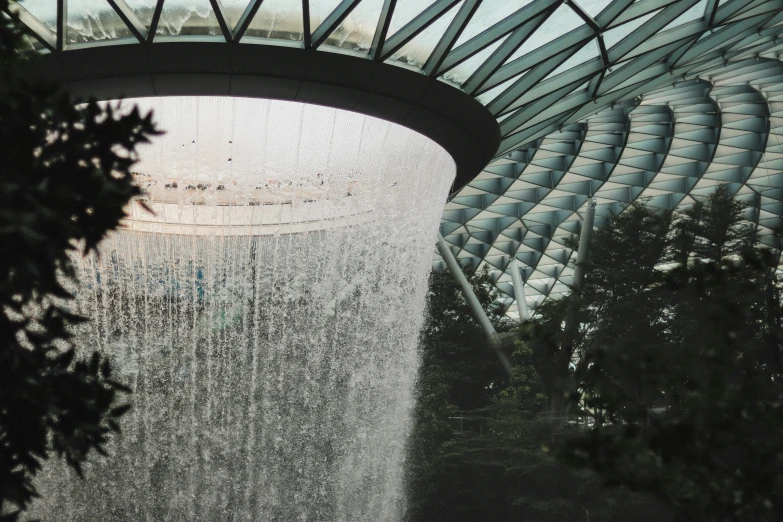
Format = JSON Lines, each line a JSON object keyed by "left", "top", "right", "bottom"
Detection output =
{"left": 31, "top": 96, "right": 456, "bottom": 522}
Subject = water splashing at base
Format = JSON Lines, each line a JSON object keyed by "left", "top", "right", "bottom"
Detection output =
{"left": 30, "top": 97, "right": 455, "bottom": 521}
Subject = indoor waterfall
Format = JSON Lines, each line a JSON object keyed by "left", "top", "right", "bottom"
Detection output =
{"left": 30, "top": 97, "right": 456, "bottom": 521}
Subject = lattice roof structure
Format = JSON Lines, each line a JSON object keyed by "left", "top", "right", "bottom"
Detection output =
{"left": 7, "top": 0, "right": 783, "bottom": 318}
{"left": 443, "top": 65, "right": 783, "bottom": 320}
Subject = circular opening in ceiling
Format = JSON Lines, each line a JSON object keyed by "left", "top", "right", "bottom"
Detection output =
{"left": 112, "top": 96, "right": 456, "bottom": 235}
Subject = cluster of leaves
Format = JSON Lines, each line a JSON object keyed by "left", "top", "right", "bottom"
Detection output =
{"left": 405, "top": 266, "right": 671, "bottom": 521}
{"left": 530, "top": 186, "right": 783, "bottom": 520}
{"left": 0, "top": 4, "right": 160, "bottom": 518}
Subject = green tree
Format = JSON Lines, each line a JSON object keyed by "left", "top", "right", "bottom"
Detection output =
{"left": 523, "top": 202, "right": 673, "bottom": 420}
{"left": 0, "top": 5, "right": 160, "bottom": 518}
{"left": 406, "top": 264, "right": 671, "bottom": 521}
{"left": 552, "top": 186, "right": 783, "bottom": 521}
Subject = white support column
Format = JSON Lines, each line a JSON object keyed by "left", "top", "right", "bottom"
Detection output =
{"left": 509, "top": 257, "right": 529, "bottom": 323}
{"left": 436, "top": 233, "right": 497, "bottom": 339}
{"left": 571, "top": 197, "right": 596, "bottom": 292}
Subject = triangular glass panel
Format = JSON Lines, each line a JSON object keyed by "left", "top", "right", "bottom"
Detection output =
{"left": 156, "top": 0, "right": 221, "bottom": 37}
{"left": 659, "top": 0, "right": 707, "bottom": 33}
{"left": 454, "top": 0, "right": 532, "bottom": 47}
{"left": 602, "top": 10, "right": 659, "bottom": 49}
{"left": 244, "top": 0, "right": 304, "bottom": 41}
{"left": 322, "top": 0, "right": 385, "bottom": 54}
{"left": 67, "top": 0, "right": 134, "bottom": 44}
{"left": 440, "top": 35, "right": 507, "bottom": 86}
{"left": 386, "top": 1, "right": 462, "bottom": 70}
{"left": 122, "top": 0, "right": 155, "bottom": 29}
{"left": 504, "top": 4, "right": 584, "bottom": 65}
{"left": 220, "top": 0, "right": 253, "bottom": 30}
{"left": 386, "top": 0, "right": 438, "bottom": 38}
{"left": 573, "top": 0, "right": 613, "bottom": 19}
{"left": 308, "top": 0, "right": 343, "bottom": 35}
{"left": 15, "top": 0, "right": 57, "bottom": 31}
{"left": 544, "top": 38, "right": 601, "bottom": 80}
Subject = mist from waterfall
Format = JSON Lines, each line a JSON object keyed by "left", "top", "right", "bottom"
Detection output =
{"left": 28, "top": 97, "right": 456, "bottom": 521}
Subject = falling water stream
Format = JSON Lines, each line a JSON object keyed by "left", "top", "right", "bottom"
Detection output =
{"left": 30, "top": 97, "right": 456, "bottom": 521}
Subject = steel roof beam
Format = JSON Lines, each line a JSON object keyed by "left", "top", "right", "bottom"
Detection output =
{"left": 370, "top": 0, "right": 397, "bottom": 60}
{"left": 489, "top": 42, "right": 599, "bottom": 116}
{"left": 56, "top": 0, "right": 65, "bottom": 51}
{"left": 461, "top": 11, "right": 551, "bottom": 95}
{"left": 594, "top": 0, "right": 635, "bottom": 29}
{"left": 209, "top": 0, "right": 233, "bottom": 42}
{"left": 106, "top": 0, "right": 147, "bottom": 43}
{"left": 601, "top": 44, "right": 681, "bottom": 95}
{"left": 500, "top": 78, "right": 658, "bottom": 153}
{"left": 233, "top": 0, "right": 264, "bottom": 42}
{"left": 462, "top": 12, "right": 551, "bottom": 94}
{"left": 714, "top": 0, "right": 768, "bottom": 25}
{"left": 426, "top": 0, "right": 482, "bottom": 77}
{"left": 311, "top": 0, "right": 363, "bottom": 49}
{"left": 706, "top": 0, "right": 719, "bottom": 25}
{"left": 380, "top": 0, "right": 461, "bottom": 62}
{"left": 303, "top": 0, "right": 311, "bottom": 48}
{"left": 605, "top": 0, "right": 681, "bottom": 29}
{"left": 4, "top": 2, "right": 56, "bottom": 51}
{"left": 569, "top": 0, "right": 599, "bottom": 31}
{"left": 618, "top": 21, "right": 705, "bottom": 63}
{"left": 479, "top": 25, "right": 595, "bottom": 93}
{"left": 609, "top": 0, "right": 699, "bottom": 63}
{"left": 148, "top": 0, "right": 165, "bottom": 43}
{"left": 679, "top": 13, "right": 777, "bottom": 65}
{"left": 441, "top": 0, "right": 560, "bottom": 72}
{"left": 501, "top": 57, "right": 604, "bottom": 115}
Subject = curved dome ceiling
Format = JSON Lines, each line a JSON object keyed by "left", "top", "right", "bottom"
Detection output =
{"left": 7, "top": 0, "right": 783, "bottom": 317}
{"left": 442, "top": 58, "right": 783, "bottom": 321}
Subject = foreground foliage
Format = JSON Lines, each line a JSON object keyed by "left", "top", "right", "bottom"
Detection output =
{"left": 527, "top": 187, "right": 783, "bottom": 521}
{"left": 0, "top": 5, "right": 159, "bottom": 518}
{"left": 406, "top": 267, "right": 671, "bottom": 521}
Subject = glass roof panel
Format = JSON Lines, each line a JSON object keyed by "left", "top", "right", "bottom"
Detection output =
{"left": 386, "top": 0, "right": 437, "bottom": 38}
{"left": 505, "top": 4, "right": 585, "bottom": 66}
{"left": 67, "top": 0, "right": 133, "bottom": 43}
{"left": 660, "top": 0, "right": 707, "bottom": 32}
{"left": 124, "top": 0, "right": 157, "bottom": 29}
{"left": 440, "top": 36, "right": 507, "bottom": 86}
{"left": 157, "top": 0, "right": 221, "bottom": 37}
{"left": 545, "top": 38, "right": 601, "bottom": 79}
{"left": 245, "top": 0, "right": 304, "bottom": 41}
{"left": 15, "top": 0, "right": 56, "bottom": 31}
{"left": 323, "top": 0, "right": 384, "bottom": 53}
{"left": 573, "top": 0, "right": 613, "bottom": 19}
{"left": 602, "top": 10, "right": 659, "bottom": 49}
{"left": 454, "top": 0, "right": 531, "bottom": 47}
{"left": 387, "top": 1, "right": 462, "bottom": 69}
{"left": 476, "top": 74, "right": 523, "bottom": 106}
{"left": 308, "top": 0, "right": 342, "bottom": 34}
{"left": 220, "top": 0, "right": 253, "bottom": 30}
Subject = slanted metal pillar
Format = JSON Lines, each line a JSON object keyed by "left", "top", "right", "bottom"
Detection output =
{"left": 572, "top": 197, "right": 596, "bottom": 292}
{"left": 436, "top": 233, "right": 497, "bottom": 339}
{"left": 436, "top": 233, "right": 512, "bottom": 374}
{"left": 509, "top": 257, "right": 529, "bottom": 323}
{"left": 558, "top": 197, "right": 597, "bottom": 414}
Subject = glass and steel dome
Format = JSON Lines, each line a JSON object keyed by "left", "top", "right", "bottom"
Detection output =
{"left": 7, "top": 0, "right": 783, "bottom": 318}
